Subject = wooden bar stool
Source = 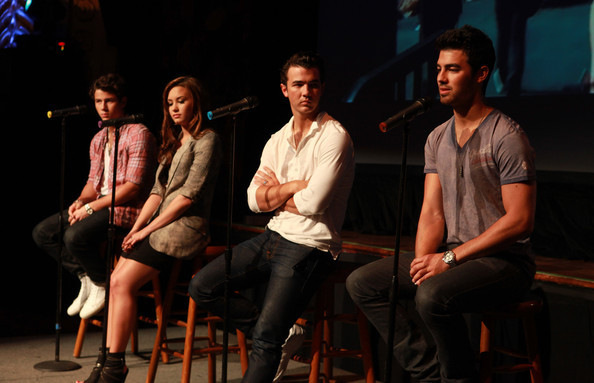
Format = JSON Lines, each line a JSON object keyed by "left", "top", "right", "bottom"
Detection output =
{"left": 479, "top": 297, "right": 544, "bottom": 383}
{"left": 284, "top": 262, "right": 375, "bottom": 383}
{"left": 146, "top": 246, "right": 249, "bottom": 383}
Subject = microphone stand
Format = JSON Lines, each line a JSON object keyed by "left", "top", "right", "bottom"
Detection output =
{"left": 384, "top": 121, "right": 411, "bottom": 383}
{"left": 101, "top": 122, "right": 123, "bottom": 362}
{"left": 221, "top": 114, "right": 238, "bottom": 383}
{"left": 34, "top": 116, "right": 81, "bottom": 372}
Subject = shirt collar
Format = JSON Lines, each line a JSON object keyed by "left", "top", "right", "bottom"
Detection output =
{"left": 284, "top": 111, "right": 326, "bottom": 149}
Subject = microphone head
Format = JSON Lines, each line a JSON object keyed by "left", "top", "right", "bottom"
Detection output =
{"left": 207, "top": 111, "right": 214, "bottom": 120}
{"left": 417, "top": 96, "right": 432, "bottom": 110}
{"left": 130, "top": 113, "right": 144, "bottom": 122}
{"left": 47, "top": 104, "right": 88, "bottom": 119}
{"left": 98, "top": 113, "right": 144, "bottom": 128}
{"left": 245, "top": 96, "right": 259, "bottom": 108}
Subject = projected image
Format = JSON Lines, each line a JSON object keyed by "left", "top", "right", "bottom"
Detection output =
{"left": 320, "top": 0, "right": 594, "bottom": 102}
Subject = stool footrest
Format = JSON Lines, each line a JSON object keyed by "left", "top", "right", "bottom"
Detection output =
{"left": 324, "top": 348, "right": 362, "bottom": 358}
{"left": 493, "top": 363, "right": 536, "bottom": 374}
{"left": 492, "top": 345, "right": 529, "bottom": 359}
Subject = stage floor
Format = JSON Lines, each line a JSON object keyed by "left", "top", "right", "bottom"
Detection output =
{"left": 0, "top": 324, "right": 366, "bottom": 383}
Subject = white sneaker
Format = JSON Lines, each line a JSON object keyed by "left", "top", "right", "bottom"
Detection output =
{"left": 67, "top": 275, "right": 91, "bottom": 316}
{"left": 79, "top": 281, "right": 106, "bottom": 319}
{"left": 273, "top": 323, "right": 306, "bottom": 382}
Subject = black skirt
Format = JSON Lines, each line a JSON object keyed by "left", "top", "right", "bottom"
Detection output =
{"left": 121, "top": 238, "right": 175, "bottom": 272}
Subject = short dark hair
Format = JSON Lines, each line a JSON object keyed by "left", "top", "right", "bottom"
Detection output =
{"left": 89, "top": 73, "right": 128, "bottom": 100}
{"left": 280, "top": 51, "right": 325, "bottom": 85}
{"left": 435, "top": 25, "right": 496, "bottom": 92}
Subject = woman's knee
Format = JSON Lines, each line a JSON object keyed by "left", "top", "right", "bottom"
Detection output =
{"left": 109, "top": 272, "right": 126, "bottom": 296}
{"left": 109, "top": 266, "right": 141, "bottom": 298}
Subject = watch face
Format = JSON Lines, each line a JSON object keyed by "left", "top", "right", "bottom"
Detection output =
{"left": 443, "top": 251, "right": 455, "bottom": 265}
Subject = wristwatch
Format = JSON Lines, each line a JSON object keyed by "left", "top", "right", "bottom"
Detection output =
{"left": 442, "top": 250, "right": 457, "bottom": 267}
{"left": 84, "top": 203, "right": 94, "bottom": 215}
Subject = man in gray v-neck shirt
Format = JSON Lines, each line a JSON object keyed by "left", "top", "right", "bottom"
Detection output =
{"left": 347, "top": 25, "right": 536, "bottom": 382}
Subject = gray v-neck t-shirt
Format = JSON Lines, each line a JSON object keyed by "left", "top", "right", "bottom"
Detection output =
{"left": 424, "top": 109, "right": 536, "bottom": 256}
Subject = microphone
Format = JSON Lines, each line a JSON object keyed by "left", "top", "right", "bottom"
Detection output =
{"left": 379, "top": 97, "right": 432, "bottom": 132}
{"left": 47, "top": 105, "right": 88, "bottom": 119}
{"left": 98, "top": 114, "right": 144, "bottom": 128}
{"left": 207, "top": 96, "right": 259, "bottom": 120}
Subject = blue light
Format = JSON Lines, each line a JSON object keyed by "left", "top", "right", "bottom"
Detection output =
{"left": 0, "top": 0, "right": 34, "bottom": 48}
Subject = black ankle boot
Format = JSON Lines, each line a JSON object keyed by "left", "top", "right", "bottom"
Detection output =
{"left": 76, "top": 348, "right": 108, "bottom": 383}
{"left": 98, "top": 352, "right": 128, "bottom": 383}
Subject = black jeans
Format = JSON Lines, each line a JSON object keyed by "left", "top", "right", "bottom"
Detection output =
{"left": 32, "top": 209, "right": 116, "bottom": 283}
{"left": 346, "top": 252, "right": 533, "bottom": 383}
{"left": 188, "top": 229, "right": 335, "bottom": 383}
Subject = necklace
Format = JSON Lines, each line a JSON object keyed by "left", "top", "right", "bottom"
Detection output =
{"left": 457, "top": 108, "right": 489, "bottom": 177}
{"left": 456, "top": 108, "right": 488, "bottom": 147}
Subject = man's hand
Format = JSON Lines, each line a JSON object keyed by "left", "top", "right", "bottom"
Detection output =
{"left": 253, "top": 166, "right": 280, "bottom": 187}
{"left": 68, "top": 205, "right": 91, "bottom": 224}
{"left": 410, "top": 252, "right": 450, "bottom": 285}
{"left": 68, "top": 200, "right": 83, "bottom": 220}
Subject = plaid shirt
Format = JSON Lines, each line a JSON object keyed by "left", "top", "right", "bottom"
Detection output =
{"left": 88, "top": 123, "right": 157, "bottom": 228}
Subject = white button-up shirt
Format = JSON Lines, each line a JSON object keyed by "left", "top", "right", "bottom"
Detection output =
{"left": 247, "top": 112, "right": 355, "bottom": 258}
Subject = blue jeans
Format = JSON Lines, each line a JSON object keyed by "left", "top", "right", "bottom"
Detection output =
{"left": 346, "top": 252, "right": 534, "bottom": 383}
{"left": 188, "top": 229, "right": 335, "bottom": 383}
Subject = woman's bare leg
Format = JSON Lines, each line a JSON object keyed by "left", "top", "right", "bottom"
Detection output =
{"left": 106, "top": 257, "right": 159, "bottom": 352}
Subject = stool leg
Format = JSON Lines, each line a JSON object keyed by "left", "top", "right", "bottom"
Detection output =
{"left": 237, "top": 329, "right": 249, "bottom": 375}
{"left": 150, "top": 275, "right": 169, "bottom": 364}
{"left": 207, "top": 317, "right": 217, "bottom": 383}
{"left": 309, "top": 300, "right": 324, "bottom": 383}
{"left": 479, "top": 318, "right": 494, "bottom": 383}
{"left": 146, "top": 309, "right": 165, "bottom": 383}
{"left": 146, "top": 262, "right": 181, "bottom": 383}
{"left": 323, "top": 288, "right": 334, "bottom": 382}
{"left": 356, "top": 310, "right": 375, "bottom": 383}
{"left": 522, "top": 315, "right": 543, "bottom": 383}
{"left": 181, "top": 297, "right": 198, "bottom": 383}
{"left": 73, "top": 318, "right": 89, "bottom": 358}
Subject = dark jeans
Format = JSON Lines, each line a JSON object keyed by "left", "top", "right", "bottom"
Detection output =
{"left": 188, "top": 229, "right": 335, "bottom": 383}
{"left": 346, "top": 252, "right": 533, "bottom": 383}
{"left": 32, "top": 209, "right": 117, "bottom": 283}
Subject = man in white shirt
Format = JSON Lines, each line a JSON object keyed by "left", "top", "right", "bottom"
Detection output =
{"left": 189, "top": 51, "right": 354, "bottom": 382}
